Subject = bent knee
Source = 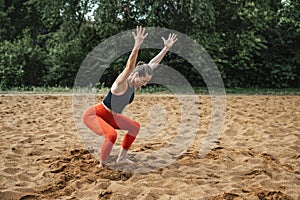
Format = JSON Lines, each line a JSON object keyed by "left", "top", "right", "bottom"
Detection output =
{"left": 132, "top": 121, "right": 140, "bottom": 134}
{"left": 107, "top": 130, "right": 117, "bottom": 144}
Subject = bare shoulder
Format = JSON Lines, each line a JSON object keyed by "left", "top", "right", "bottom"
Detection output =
{"left": 111, "top": 80, "right": 128, "bottom": 95}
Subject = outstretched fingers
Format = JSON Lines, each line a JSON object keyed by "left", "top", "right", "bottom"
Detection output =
{"left": 140, "top": 26, "right": 148, "bottom": 39}
{"left": 162, "top": 33, "right": 178, "bottom": 49}
{"left": 133, "top": 26, "right": 148, "bottom": 39}
{"left": 142, "top": 29, "right": 148, "bottom": 39}
{"left": 132, "top": 26, "right": 140, "bottom": 37}
{"left": 132, "top": 26, "right": 148, "bottom": 47}
{"left": 131, "top": 31, "right": 136, "bottom": 37}
{"left": 170, "top": 33, "right": 178, "bottom": 41}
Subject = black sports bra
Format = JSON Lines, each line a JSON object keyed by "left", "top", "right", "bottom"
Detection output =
{"left": 102, "top": 85, "right": 135, "bottom": 113}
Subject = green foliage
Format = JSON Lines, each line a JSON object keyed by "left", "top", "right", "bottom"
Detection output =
{"left": 210, "top": 0, "right": 299, "bottom": 88}
{"left": 0, "top": 40, "right": 24, "bottom": 89}
{"left": 258, "top": 0, "right": 300, "bottom": 88}
{"left": 0, "top": 0, "right": 45, "bottom": 41}
{"left": 0, "top": 29, "right": 47, "bottom": 89}
{"left": 134, "top": 0, "right": 215, "bottom": 33}
{"left": 44, "top": 31, "right": 88, "bottom": 87}
{"left": 279, "top": 0, "right": 300, "bottom": 32}
{"left": 0, "top": 0, "right": 299, "bottom": 90}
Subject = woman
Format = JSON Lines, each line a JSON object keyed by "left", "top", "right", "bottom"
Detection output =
{"left": 83, "top": 26, "right": 177, "bottom": 168}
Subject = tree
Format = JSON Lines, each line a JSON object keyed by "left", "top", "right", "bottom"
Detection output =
{"left": 0, "top": 29, "right": 47, "bottom": 89}
{"left": 0, "top": 0, "right": 298, "bottom": 89}
{"left": 28, "top": 0, "right": 99, "bottom": 87}
{"left": 0, "top": 0, "right": 44, "bottom": 41}
{"left": 262, "top": 0, "right": 300, "bottom": 87}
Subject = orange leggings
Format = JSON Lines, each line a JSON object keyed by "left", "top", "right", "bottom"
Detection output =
{"left": 82, "top": 103, "right": 140, "bottom": 162}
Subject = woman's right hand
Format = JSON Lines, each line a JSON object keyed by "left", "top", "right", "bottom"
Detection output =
{"left": 132, "top": 26, "right": 148, "bottom": 48}
{"left": 162, "top": 33, "right": 178, "bottom": 50}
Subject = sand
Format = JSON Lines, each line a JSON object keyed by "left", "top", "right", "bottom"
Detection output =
{"left": 0, "top": 94, "right": 299, "bottom": 200}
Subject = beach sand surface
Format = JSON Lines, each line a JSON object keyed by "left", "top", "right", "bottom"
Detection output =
{"left": 0, "top": 94, "right": 299, "bottom": 200}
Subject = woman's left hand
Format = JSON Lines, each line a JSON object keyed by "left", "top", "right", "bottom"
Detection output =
{"left": 162, "top": 33, "right": 178, "bottom": 50}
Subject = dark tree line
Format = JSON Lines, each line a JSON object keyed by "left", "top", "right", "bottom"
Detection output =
{"left": 0, "top": 0, "right": 299, "bottom": 89}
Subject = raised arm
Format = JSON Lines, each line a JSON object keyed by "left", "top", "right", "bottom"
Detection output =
{"left": 148, "top": 33, "right": 178, "bottom": 70}
{"left": 113, "top": 26, "right": 148, "bottom": 88}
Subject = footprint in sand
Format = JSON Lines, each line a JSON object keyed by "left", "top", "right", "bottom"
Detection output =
{"left": 3, "top": 167, "right": 19, "bottom": 175}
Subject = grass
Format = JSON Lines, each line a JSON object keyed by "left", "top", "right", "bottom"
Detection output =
{"left": 118, "top": 86, "right": 299, "bottom": 95}
{"left": 0, "top": 86, "right": 73, "bottom": 94}
{"left": 224, "top": 87, "right": 300, "bottom": 95}
{"left": 0, "top": 86, "right": 299, "bottom": 95}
